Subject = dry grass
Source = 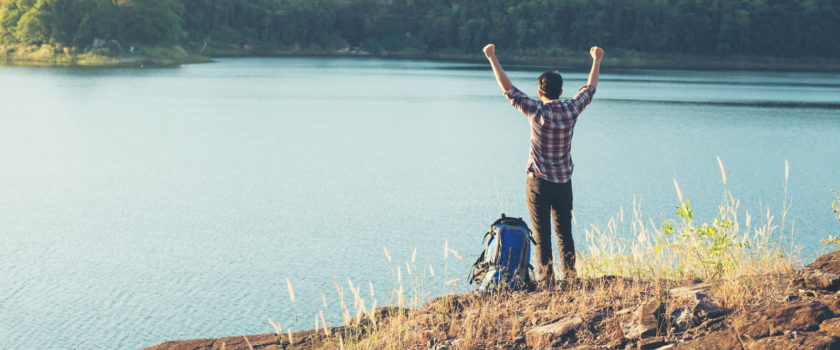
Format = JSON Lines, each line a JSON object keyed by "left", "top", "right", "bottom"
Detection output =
{"left": 307, "top": 277, "right": 688, "bottom": 349}
{"left": 267, "top": 159, "right": 804, "bottom": 349}
{"left": 579, "top": 157, "right": 798, "bottom": 283}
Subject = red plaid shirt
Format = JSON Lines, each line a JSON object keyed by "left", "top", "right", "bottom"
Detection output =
{"left": 505, "top": 84, "right": 596, "bottom": 184}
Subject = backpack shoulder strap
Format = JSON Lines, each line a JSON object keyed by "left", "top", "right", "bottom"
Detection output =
{"left": 467, "top": 230, "right": 494, "bottom": 284}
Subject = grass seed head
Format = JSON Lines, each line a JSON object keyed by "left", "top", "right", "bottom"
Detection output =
{"left": 673, "top": 178, "right": 684, "bottom": 203}
{"left": 369, "top": 281, "right": 375, "bottom": 299}
{"left": 785, "top": 159, "right": 790, "bottom": 182}
{"left": 383, "top": 246, "right": 392, "bottom": 264}
{"left": 267, "top": 318, "right": 281, "bottom": 336}
{"left": 444, "top": 240, "right": 448, "bottom": 258}
{"left": 286, "top": 278, "right": 295, "bottom": 303}
{"left": 319, "top": 310, "right": 329, "bottom": 337}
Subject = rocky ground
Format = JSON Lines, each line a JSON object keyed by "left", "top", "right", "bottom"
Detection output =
{"left": 146, "top": 251, "right": 840, "bottom": 350}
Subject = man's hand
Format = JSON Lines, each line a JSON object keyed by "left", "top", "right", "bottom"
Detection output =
{"left": 483, "top": 44, "right": 496, "bottom": 58}
{"left": 590, "top": 46, "right": 604, "bottom": 61}
{"left": 587, "top": 47, "right": 603, "bottom": 87}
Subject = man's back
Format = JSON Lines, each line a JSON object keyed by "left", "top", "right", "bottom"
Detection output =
{"left": 505, "top": 85, "right": 597, "bottom": 184}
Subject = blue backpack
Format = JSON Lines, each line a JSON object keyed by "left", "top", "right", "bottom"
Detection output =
{"left": 468, "top": 214, "right": 535, "bottom": 292}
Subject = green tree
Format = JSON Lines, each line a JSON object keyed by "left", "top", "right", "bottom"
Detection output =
{"left": 2, "top": 0, "right": 840, "bottom": 58}
{"left": 72, "top": 0, "right": 121, "bottom": 46}
{"left": 13, "top": 0, "right": 54, "bottom": 45}
{"left": 120, "top": 0, "right": 184, "bottom": 45}
{"left": 0, "top": 0, "right": 28, "bottom": 44}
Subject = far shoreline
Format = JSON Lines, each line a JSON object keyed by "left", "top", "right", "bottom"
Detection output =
{"left": 0, "top": 44, "right": 212, "bottom": 68}
{"left": 205, "top": 49, "right": 840, "bottom": 72}
{"left": 3, "top": 43, "right": 840, "bottom": 72}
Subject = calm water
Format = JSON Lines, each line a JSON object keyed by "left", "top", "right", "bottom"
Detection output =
{"left": 1, "top": 58, "right": 839, "bottom": 349}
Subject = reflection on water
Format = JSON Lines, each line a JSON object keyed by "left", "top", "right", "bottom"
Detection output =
{"left": 601, "top": 98, "right": 840, "bottom": 109}
{"left": 1, "top": 57, "right": 839, "bottom": 349}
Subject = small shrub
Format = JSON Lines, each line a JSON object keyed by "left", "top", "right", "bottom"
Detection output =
{"left": 820, "top": 191, "right": 840, "bottom": 250}
{"left": 579, "top": 158, "right": 796, "bottom": 281}
{"left": 821, "top": 235, "right": 840, "bottom": 250}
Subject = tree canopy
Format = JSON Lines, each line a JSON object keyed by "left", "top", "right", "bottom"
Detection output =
{"left": 1, "top": 0, "right": 838, "bottom": 57}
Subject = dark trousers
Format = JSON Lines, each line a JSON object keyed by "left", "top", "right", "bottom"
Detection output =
{"left": 526, "top": 175, "right": 576, "bottom": 285}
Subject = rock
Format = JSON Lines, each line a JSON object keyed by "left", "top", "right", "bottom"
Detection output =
{"left": 809, "top": 251, "right": 840, "bottom": 274}
{"left": 671, "top": 307, "right": 693, "bottom": 331}
{"left": 694, "top": 298, "right": 726, "bottom": 320}
{"left": 668, "top": 284, "right": 726, "bottom": 332}
{"left": 783, "top": 294, "right": 801, "bottom": 302}
{"left": 145, "top": 329, "right": 327, "bottom": 350}
{"left": 669, "top": 283, "right": 713, "bottom": 299}
{"left": 793, "top": 270, "right": 840, "bottom": 292}
{"left": 820, "top": 297, "right": 840, "bottom": 315}
{"left": 637, "top": 336, "right": 669, "bottom": 349}
{"left": 674, "top": 329, "right": 742, "bottom": 349}
{"left": 697, "top": 315, "right": 728, "bottom": 333}
{"left": 791, "top": 251, "right": 840, "bottom": 292}
{"left": 821, "top": 318, "right": 840, "bottom": 336}
{"left": 732, "top": 301, "right": 834, "bottom": 343}
{"left": 746, "top": 333, "right": 840, "bottom": 350}
{"left": 525, "top": 316, "right": 583, "bottom": 349}
{"left": 620, "top": 301, "right": 666, "bottom": 339}
{"left": 605, "top": 337, "right": 628, "bottom": 349}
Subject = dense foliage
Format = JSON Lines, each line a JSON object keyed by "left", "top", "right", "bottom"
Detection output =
{"left": 1, "top": 0, "right": 839, "bottom": 57}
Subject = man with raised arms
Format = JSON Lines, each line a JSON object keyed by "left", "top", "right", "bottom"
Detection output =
{"left": 483, "top": 44, "right": 604, "bottom": 288}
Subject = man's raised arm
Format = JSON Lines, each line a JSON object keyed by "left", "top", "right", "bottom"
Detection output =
{"left": 483, "top": 44, "right": 513, "bottom": 93}
{"left": 587, "top": 46, "right": 604, "bottom": 88}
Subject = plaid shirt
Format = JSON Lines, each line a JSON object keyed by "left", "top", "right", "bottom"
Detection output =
{"left": 505, "top": 84, "right": 596, "bottom": 184}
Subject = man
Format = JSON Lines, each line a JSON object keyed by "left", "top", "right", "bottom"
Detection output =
{"left": 483, "top": 43, "right": 603, "bottom": 288}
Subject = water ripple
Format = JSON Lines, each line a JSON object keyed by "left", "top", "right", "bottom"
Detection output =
{"left": 601, "top": 98, "right": 840, "bottom": 110}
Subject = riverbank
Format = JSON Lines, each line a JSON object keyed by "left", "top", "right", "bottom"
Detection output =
{"left": 4, "top": 42, "right": 840, "bottom": 71}
{"left": 145, "top": 250, "right": 840, "bottom": 350}
{"left": 0, "top": 44, "right": 210, "bottom": 67}
{"left": 200, "top": 44, "right": 840, "bottom": 71}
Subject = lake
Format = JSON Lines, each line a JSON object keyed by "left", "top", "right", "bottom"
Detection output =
{"left": 1, "top": 57, "right": 839, "bottom": 349}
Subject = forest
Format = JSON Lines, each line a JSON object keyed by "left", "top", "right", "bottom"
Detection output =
{"left": 1, "top": 0, "right": 839, "bottom": 58}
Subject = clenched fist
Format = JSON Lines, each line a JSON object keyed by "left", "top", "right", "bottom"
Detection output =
{"left": 590, "top": 46, "right": 604, "bottom": 61}
{"left": 483, "top": 44, "right": 496, "bottom": 58}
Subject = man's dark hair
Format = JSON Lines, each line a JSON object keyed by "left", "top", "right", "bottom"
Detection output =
{"left": 538, "top": 71, "right": 563, "bottom": 100}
